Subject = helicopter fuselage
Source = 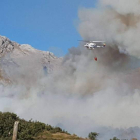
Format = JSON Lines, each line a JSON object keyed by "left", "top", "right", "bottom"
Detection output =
{"left": 84, "top": 42, "right": 105, "bottom": 49}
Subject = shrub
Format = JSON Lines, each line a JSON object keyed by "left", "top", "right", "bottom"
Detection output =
{"left": 88, "top": 132, "right": 98, "bottom": 140}
{"left": 110, "top": 137, "right": 120, "bottom": 140}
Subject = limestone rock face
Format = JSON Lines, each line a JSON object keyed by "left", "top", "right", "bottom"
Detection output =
{"left": 0, "top": 36, "right": 15, "bottom": 56}
{"left": 0, "top": 35, "right": 62, "bottom": 84}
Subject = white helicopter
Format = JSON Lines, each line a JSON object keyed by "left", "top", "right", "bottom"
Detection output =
{"left": 79, "top": 40, "right": 106, "bottom": 50}
{"left": 79, "top": 40, "right": 106, "bottom": 61}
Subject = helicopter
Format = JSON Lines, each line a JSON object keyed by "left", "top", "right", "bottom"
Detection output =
{"left": 79, "top": 40, "right": 106, "bottom": 50}
{"left": 79, "top": 40, "right": 106, "bottom": 61}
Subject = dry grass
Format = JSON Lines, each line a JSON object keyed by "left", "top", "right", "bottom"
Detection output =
{"left": 35, "top": 131, "right": 88, "bottom": 140}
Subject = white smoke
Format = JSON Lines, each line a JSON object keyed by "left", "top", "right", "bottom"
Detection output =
{"left": 79, "top": 0, "right": 140, "bottom": 58}
{"left": 1, "top": 0, "right": 140, "bottom": 139}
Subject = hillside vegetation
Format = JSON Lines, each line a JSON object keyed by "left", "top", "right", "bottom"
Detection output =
{"left": 0, "top": 112, "right": 86, "bottom": 140}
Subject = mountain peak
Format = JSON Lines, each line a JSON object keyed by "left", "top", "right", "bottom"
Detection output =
{"left": 0, "top": 35, "right": 62, "bottom": 84}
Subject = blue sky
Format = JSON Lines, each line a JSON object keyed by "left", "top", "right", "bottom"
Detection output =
{"left": 0, "top": 0, "right": 96, "bottom": 56}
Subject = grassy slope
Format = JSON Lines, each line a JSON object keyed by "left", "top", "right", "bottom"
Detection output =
{"left": 35, "top": 131, "right": 87, "bottom": 140}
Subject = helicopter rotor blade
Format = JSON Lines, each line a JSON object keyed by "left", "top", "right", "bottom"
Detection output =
{"left": 78, "top": 40, "right": 105, "bottom": 43}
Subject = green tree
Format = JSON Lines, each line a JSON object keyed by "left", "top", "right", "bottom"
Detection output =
{"left": 88, "top": 132, "right": 98, "bottom": 140}
{"left": 110, "top": 137, "right": 120, "bottom": 140}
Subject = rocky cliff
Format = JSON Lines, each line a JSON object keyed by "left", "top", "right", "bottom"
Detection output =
{"left": 0, "top": 36, "right": 62, "bottom": 84}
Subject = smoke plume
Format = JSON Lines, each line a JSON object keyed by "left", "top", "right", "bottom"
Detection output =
{"left": 1, "top": 0, "right": 140, "bottom": 139}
